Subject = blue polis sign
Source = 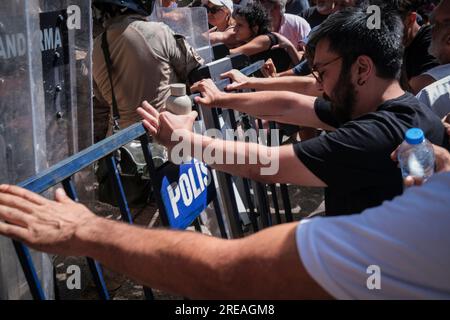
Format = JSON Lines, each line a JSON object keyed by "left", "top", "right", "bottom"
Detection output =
{"left": 156, "top": 159, "right": 216, "bottom": 230}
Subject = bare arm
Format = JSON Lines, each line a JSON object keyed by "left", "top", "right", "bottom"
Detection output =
{"left": 184, "top": 131, "right": 326, "bottom": 187}
{"left": 277, "top": 68, "right": 297, "bottom": 77}
{"left": 191, "top": 79, "right": 334, "bottom": 130}
{"left": 209, "top": 28, "right": 238, "bottom": 46}
{"left": 137, "top": 103, "right": 326, "bottom": 186}
{"left": 222, "top": 70, "right": 322, "bottom": 96}
{"left": 229, "top": 34, "right": 272, "bottom": 57}
{"left": 0, "top": 185, "right": 331, "bottom": 299}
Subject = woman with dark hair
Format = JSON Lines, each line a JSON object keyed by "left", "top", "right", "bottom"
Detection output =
{"left": 229, "top": 3, "right": 299, "bottom": 71}
{"left": 231, "top": 2, "right": 271, "bottom": 43}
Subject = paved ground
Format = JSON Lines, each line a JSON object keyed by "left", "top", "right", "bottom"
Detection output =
{"left": 54, "top": 184, "right": 324, "bottom": 300}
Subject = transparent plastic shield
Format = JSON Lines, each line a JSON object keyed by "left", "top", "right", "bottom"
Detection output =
{"left": 38, "top": 0, "right": 93, "bottom": 164}
{"left": 0, "top": 0, "right": 93, "bottom": 299}
{"left": 150, "top": 6, "right": 213, "bottom": 63}
{"left": 0, "top": 0, "right": 51, "bottom": 300}
{"left": 37, "top": 0, "right": 95, "bottom": 200}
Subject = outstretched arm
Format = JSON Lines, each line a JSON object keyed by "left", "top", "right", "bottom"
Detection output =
{"left": 229, "top": 34, "right": 272, "bottom": 57}
{"left": 137, "top": 102, "right": 326, "bottom": 187}
{"left": 209, "top": 28, "right": 238, "bottom": 47}
{"left": 0, "top": 185, "right": 331, "bottom": 299}
{"left": 191, "top": 79, "right": 334, "bottom": 130}
{"left": 222, "top": 69, "right": 322, "bottom": 96}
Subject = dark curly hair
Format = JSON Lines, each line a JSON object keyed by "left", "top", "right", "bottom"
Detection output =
{"left": 233, "top": 3, "right": 272, "bottom": 36}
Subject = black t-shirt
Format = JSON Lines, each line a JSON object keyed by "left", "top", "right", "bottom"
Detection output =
{"left": 293, "top": 93, "right": 449, "bottom": 216}
{"left": 404, "top": 25, "right": 439, "bottom": 79}
{"left": 300, "top": 7, "right": 329, "bottom": 29}
{"left": 249, "top": 33, "right": 292, "bottom": 73}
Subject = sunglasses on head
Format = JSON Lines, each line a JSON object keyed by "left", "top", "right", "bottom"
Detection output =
{"left": 204, "top": 5, "right": 223, "bottom": 14}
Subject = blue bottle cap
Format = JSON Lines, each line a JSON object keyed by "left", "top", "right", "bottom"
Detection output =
{"left": 405, "top": 128, "right": 425, "bottom": 145}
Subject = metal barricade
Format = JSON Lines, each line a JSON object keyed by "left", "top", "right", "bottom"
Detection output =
{"left": 190, "top": 59, "right": 294, "bottom": 234}
{"left": 9, "top": 56, "right": 296, "bottom": 300}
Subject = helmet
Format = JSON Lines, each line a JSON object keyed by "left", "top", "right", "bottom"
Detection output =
{"left": 92, "top": 0, "right": 155, "bottom": 16}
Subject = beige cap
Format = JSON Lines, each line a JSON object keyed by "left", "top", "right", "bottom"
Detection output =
{"left": 170, "top": 83, "right": 187, "bottom": 96}
{"left": 202, "top": 0, "right": 233, "bottom": 13}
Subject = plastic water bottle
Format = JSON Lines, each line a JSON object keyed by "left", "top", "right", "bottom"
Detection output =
{"left": 165, "top": 83, "right": 192, "bottom": 115}
{"left": 397, "top": 128, "right": 435, "bottom": 181}
{"left": 165, "top": 83, "right": 193, "bottom": 164}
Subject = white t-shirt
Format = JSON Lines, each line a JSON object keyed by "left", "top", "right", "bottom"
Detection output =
{"left": 296, "top": 172, "right": 450, "bottom": 300}
{"left": 416, "top": 75, "right": 450, "bottom": 118}
{"left": 424, "top": 63, "right": 450, "bottom": 81}
{"left": 278, "top": 13, "right": 311, "bottom": 50}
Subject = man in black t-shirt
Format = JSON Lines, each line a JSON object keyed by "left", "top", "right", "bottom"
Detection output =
{"left": 293, "top": 94, "right": 445, "bottom": 215}
{"left": 144, "top": 8, "right": 449, "bottom": 216}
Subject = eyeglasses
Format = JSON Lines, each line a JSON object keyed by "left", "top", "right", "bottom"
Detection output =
{"left": 203, "top": 5, "right": 223, "bottom": 14}
{"left": 311, "top": 56, "right": 342, "bottom": 84}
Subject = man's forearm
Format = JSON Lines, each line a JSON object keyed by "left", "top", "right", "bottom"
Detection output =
{"left": 78, "top": 216, "right": 234, "bottom": 298}
{"left": 77, "top": 217, "right": 329, "bottom": 299}
{"left": 215, "top": 91, "right": 332, "bottom": 130}
{"left": 243, "top": 76, "right": 320, "bottom": 96}
{"left": 180, "top": 131, "right": 279, "bottom": 184}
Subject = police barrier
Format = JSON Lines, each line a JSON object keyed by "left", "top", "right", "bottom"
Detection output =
{"left": 13, "top": 121, "right": 228, "bottom": 299}
{"left": 189, "top": 57, "right": 252, "bottom": 238}
{"left": 156, "top": 160, "right": 217, "bottom": 230}
{"left": 2, "top": 3, "right": 296, "bottom": 295}
{"left": 190, "top": 59, "right": 294, "bottom": 235}
{"left": 14, "top": 124, "right": 150, "bottom": 300}
{"left": 140, "top": 136, "right": 227, "bottom": 237}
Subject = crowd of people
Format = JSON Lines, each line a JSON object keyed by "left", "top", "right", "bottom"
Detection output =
{"left": 0, "top": 0, "right": 449, "bottom": 299}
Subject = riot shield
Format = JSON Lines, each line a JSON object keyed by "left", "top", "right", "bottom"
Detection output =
{"left": 0, "top": 0, "right": 93, "bottom": 299}
{"left": 150, "top": 6, "right": 213, "bottom": 64}
{"left": 38, "top": 0, "right": 93, "bottom": 164}
{"left": 38, "top": 0, "right": 95, "bottom": 201}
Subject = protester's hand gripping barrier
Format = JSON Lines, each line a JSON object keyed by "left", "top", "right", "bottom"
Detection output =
{"left": 10, "top": 59, "right": 295, "bottom": 299}
{"left": 190, "top": 59, "right": 294, "bottom": 236}
{"left": 13, "top": 121, "right": 228, "bottom": 300}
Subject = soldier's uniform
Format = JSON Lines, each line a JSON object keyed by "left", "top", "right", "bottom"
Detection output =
{"left": 93, "top": 14, "right": 203, "bottom": 137}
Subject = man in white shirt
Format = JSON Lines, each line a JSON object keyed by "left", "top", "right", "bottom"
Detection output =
{"left": 258, "top": 0, "right": 311, "bottom": 50}
{"left": 297, "top": 169, "right": 450, "bottom": 299}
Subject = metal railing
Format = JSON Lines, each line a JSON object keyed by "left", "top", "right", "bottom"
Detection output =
{"left": 11, "top": 60, "right": 296, "bottom": 300}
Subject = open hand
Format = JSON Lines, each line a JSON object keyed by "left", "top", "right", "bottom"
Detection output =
{"left": 138, "top": 101, "right": 197, "bottom": 149}
{"left": 220, "top": 69, "right": 251, "bottom": 91}
{"left": 0, "top": 185, "right": 96, "bottom": 256}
